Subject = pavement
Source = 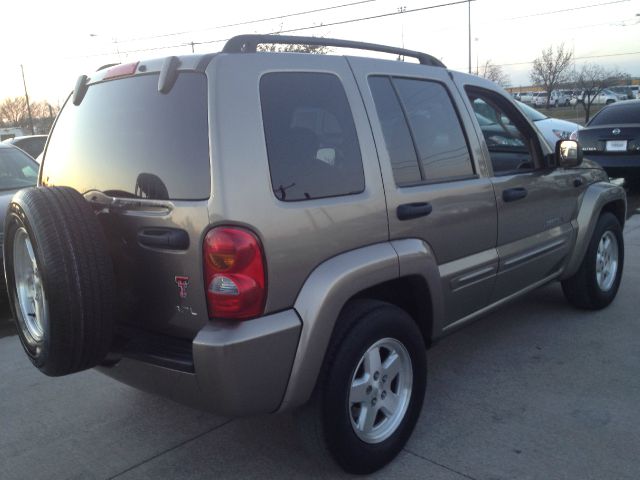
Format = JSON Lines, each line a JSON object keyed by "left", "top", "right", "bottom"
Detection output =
{"left": 1, "top": 213, "right": 639, "bottom": 480}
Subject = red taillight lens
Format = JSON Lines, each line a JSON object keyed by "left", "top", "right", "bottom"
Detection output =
{"left": 203, "top": 227, "right": 266, "bottom": 320}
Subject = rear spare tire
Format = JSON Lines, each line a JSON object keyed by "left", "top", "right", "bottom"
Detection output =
{"left": 4, "top": 186, "right": 115, "bottom": 376}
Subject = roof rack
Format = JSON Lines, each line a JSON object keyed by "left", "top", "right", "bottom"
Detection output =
{"left": 222, "top": 34, "right": 445, "bottom": 68}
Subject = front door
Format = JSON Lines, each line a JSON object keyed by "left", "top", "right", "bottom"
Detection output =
{"left": 458, "top": 79, "right": 585, "bottom": 301}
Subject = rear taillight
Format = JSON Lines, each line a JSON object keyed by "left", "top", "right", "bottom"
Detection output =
{"left": 203, "top": 227, "right": 266, "bottom": 320}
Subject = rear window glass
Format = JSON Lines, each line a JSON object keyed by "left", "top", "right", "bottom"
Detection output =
{"left": 260, "top": 72, "right": 365, "bottom": 202}
{"left": 589, "top": 103, "right": 640, "bottom": 126}
{"left": 42, "top": 73, "right": 210, "bottom": 200}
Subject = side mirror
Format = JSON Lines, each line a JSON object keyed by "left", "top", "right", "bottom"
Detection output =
{"left": 555, "top": 139, "right": 583, "bottom": 168}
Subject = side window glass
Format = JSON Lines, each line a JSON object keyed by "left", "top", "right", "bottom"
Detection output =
{"left": 394, "top": 78, "right": 474, "bottom": 181}
{"left": 467, "top": 92, "right": 535, "bottom": 174}
{"left": 260, "top": 72, "right": 365, "bottom": 201}
{"left": 368, "top": 76, "right": 421, "bottom": 186}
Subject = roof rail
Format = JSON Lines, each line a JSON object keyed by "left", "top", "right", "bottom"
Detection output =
{"left": 222, "top": 34, "right": 445, "bottom": 68}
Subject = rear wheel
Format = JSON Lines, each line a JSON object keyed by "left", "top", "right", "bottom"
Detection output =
{"left": 562, "top": 212, "right": 624, "bottom": 309}
{"left": 4, "top": 187, "right": 116, "bottom": 376}
{"left": 299, "top": 301, "right": 427, "bottom": 474}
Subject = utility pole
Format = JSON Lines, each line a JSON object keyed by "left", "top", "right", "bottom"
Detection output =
{"left": 20, "top": 65, "right": 35, "bottom": 135}
{"left": 468, "top": 0, "right": 472, "bottom": 74}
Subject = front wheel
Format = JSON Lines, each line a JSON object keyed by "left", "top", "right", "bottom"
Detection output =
{"left": 299, "top": 301, "right": 427, "bottom": 474}
{"left": 562, "top": 212, "right": 624, "bottom": 309}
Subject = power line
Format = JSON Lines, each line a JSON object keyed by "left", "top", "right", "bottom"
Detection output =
{"left": 68, "top": 0, "right": 635, "bottom": 61}
{"left": 119, "top": 0, "right": 377, "bottom": 43}
{"left": 495, "top": 0, "right": 630, "bottom": 23}
{"left": 454, "top": 50, "right": 640, "bottom": 70}
{"left": 78, "top": 0, "right": 474, "bottom": 58}
{"left": 197, "top": 0, "right": 475, "bottom": 45}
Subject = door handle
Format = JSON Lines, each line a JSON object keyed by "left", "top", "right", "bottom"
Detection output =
{"left": 138, "top": 228, "right": 189, "bottom": 250}
{"left": 397, "top": 202, "right": 433, "bottom": 220}
{"left": 502, "top": 187, "right": 528, "bottom": 202}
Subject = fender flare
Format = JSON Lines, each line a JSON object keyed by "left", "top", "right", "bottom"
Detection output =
{"left": 278, "top": 240, "right": 443, "bottom": 411}
{"left": 561, "top": 182, "right": 626, "bottom": 280}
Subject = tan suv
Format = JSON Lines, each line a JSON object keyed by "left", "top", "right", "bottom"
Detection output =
{"left": 3, "top": 35, "right": 626, "bottom": 474}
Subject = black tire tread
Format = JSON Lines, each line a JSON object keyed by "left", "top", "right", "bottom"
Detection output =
{"left": 562, "top": 212, "right": 624, "bottom": 310}
{"left": 5, "top": 187, "right": 115, "bottom": 376}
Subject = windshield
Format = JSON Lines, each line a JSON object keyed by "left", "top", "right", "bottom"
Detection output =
{"left": 516, "top": 101, "right": 547, "bottom": 122}
{"left": 0, "top": 147, "right": 38, "bottom": 191}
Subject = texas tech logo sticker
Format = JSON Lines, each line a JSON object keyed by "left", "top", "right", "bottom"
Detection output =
{"left": 175, "top": 276, "right": 190, "bottom": 299}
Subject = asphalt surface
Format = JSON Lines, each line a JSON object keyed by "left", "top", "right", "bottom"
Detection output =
{"left": 1, "top": 213, "right": 639, "bottom": 480}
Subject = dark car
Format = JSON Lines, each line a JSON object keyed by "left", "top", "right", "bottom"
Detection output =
{"left": 0, "top": 144, "right": 39, "bottom": 260}
{"left": 575, "top": 99, "right": 640, "bottom": 185}
{"left": 2, "top": 135, "right": 48, "bottom": 159}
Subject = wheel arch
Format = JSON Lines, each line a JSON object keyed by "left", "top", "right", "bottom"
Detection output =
{"left": 562, "top": 181, "right": 627, "bottom": 280}
{"left": 278, "top": 239, "right": 443, "bottom": 412}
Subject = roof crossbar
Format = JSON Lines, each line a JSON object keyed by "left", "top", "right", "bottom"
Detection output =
{"left": 222, "top": 34, "right": 446, "bottom": 68}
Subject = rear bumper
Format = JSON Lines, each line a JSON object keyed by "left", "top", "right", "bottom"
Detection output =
{"left": 98, "top": 309, "right": 301, "bottom": 416}
{"left": 585, "top": 153, "right": 640, "bottom": 180}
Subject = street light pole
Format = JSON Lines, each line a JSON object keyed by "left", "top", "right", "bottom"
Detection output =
{"left": 20, "top": 65, "right": 35, "bottom": 135}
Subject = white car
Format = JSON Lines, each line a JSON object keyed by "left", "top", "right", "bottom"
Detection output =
{"left": 519, "top": 91, "right": 535, "bottom": 104}
{"left": 516, "top": 101, "right": 581, "bottom": 146}
{"left": 532, "top": 92, "right": 548, "bottom": 107}
{"left": 550, "top": 90, "right": 571, "bottom": 107}
{"left": 570, "top": 89, "right": 627, "bottom": 106}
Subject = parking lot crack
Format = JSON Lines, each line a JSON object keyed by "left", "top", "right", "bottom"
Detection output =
{"left": 403, "top": 449, "right": 478, "bottom": 480}
{"left": 106, "top": 419, "right": 233, "bottom": 480}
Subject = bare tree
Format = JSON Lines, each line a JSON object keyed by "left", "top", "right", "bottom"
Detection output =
{"left": 0, "top": 97, "right": 60, "bottom": 132}
{"left": 256, "top": 34, "right": 331, "bottom": 54}
{"left": 572, "top": 63, "right": 629, "bottom": 123}
{"left": 530, "top": 44, "right": 573, "bottom": 109}
{"left": 479, "top": 60, "right": 510, "bottom": 88}
{"left": 0, "top": 97, "right": 28, "bottom": 127}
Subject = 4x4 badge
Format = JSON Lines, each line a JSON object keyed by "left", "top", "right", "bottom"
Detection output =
{"left": 175, "top": 276, "right": 190, "bottom": 298}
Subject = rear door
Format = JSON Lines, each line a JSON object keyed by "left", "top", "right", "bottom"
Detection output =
{"left": 41, "top": 67, "right": 212, "bottom": 339}
{"left": 349, "top": 57, "right": 498, "bottom": 326}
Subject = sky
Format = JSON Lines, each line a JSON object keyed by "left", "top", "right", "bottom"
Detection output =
{"left": 1, "top": 0, "right": 639, "bottom": 106}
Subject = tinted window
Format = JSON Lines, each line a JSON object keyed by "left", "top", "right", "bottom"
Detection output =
{"left": 394, "top": 78, "right": 474, "bottom": 181}
{"left": 42, "top": 73, "right": 210, "bottom": 200}
{"left": 368, "top": 76, "right": 421, "bottom": 185}
{"left": 0, "top": 147, "right": 38, "bottom": 190}
{"left": 589, "top": 103, "right": 640, "bottom": 125}
{"left": 261, "top": 72, "right": 364, "bottom": 201}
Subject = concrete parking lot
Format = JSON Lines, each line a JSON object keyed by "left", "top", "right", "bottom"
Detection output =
{"left": 1, "top": 211, "right": 639, "bottom": 480}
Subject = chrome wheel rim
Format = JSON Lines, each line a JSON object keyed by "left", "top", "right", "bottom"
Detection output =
{"left": 596, "top": 230, "right": 618, "bottom": 292}
{"left": 348, "top": 337, "right": 413, "bottom": 444}
{"left": 13, "top": 227, "right": 48, "bottom": 344}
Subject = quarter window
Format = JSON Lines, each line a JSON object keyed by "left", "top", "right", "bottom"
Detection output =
{"left": 260, "top": 72, "right": 365, "bottom": 201}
